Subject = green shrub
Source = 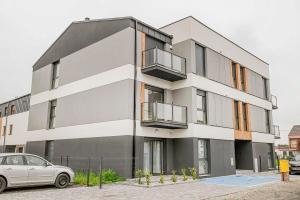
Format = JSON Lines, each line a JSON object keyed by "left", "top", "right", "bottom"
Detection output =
{"left": 189, "top": 167, "right": 197, "bottom": 180}
{"left": 159, "top": 173, "right": 164, "bottom": 184}
{"left": 74, "top": 169, "right": 124, "bottom": 186}
{"left": 171, "top": 170, "right": 177, "bottom": 183}
{"left": 181, "top": 168, "right": 188, "bottom": 181}
{"left": 145, "top": 170, "right": 151, "bottom": 186}
{"left": 135, "top": 169, "right": 144, "bottom": 184}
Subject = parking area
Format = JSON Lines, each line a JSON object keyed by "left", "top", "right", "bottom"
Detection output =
{"left": 1, "top": 172, "right": 300, "bottom": 200}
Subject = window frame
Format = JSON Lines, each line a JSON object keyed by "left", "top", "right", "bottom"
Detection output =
{"left": 10, "top": 105, "right": 16, "bottom": 115}
{"left": 265, "top": 110, "right": 270, "bottom": 133}
{"left": 51, "top": 61, "right": 60, "bottom": 89}
{"left": 48, "top": 100, "right": 57, "bottom": 129}
{"left": 2, "top": 125, "right": 6, "bottom": 136}
{"left": 195, "top": 44, "right": 206, "bottom": 77}
{"left": 240, "top": 66, "right": 246, "bottom": 91}
{"left": 242, "top": 103, "right": 248, "bottom": 131}
{"left": 232, "top": 62, "right": 238, "bottom": 88}
{"left": 198, "top": 139, "right": 209, "bottom": 175}
{"left": 196, "top": 90, "right": 207, "bottom": 124}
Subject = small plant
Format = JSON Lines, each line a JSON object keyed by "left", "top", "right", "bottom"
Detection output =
{"left": 159, "top": 172, "right": 164, "bottom": 184}
{"left": 171, "top": 170, "right": 177, "bottom": 183}
{"left": 135, "top": 169, "right": 144, "bottom": 184}
{"left": 145, "top": 170, "right": 151, "bottom": 187}
{"left": 189, "top": 167, "right": 198, "bottom": 180}
{"left": 181, "top": 168, "right": 188, "bottom": 181}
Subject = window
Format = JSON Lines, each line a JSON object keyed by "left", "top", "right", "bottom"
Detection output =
{"left": 198, "top": 140, "right": 208, "bottom": 175}
{"left": 9, "top": 124, "right": 13, "bottom": 135}
{"left": 2, "top": 126, "right": 6, "bottom": 136}
{"left": 4, "top": 155, "right": 24, "bottom": 165}
{"left": 49, "top": 100, "right": 57, "bottom": 129}
{"left": 196, "top": 90, "right": 207, "bottom": 124}
{"left": 0, "top": 157, "right": 3, "bottom": 165}
{"left": 265, "top": 110, "right": 270, "bottom": 133}
{"left": 232, "top": 62, "right": 238, "bottom": 88}
{"left": 10, "top": 105, "right": 16, "bottom": 114}
{"left": 4, "top": 107, "right": 8, "bottom": 116}
{"left": 290, "top": 139, "right": 298, "bottom": 149}
{"left": 195, "top": 44, "right": 205, "bottom": 76}
{"left": 234, "top": 101, "right": 239, "bottom": 130}
{"left": 263, "top": 78, "right": 268, "bottom": 99}
{"left": 25, "top": 156, "right": 46, "bottom": 166}
{"left": 145, "top": 35, "right": 164, "bottom": 50}
{"left": 51, "top": 61, "right": 60, "bottom": 89}
{"left": 242, "top": 103, "right": 248, "bottom": 131}
{"left": 240, "top": 66, "right": 246, "bottom": 91}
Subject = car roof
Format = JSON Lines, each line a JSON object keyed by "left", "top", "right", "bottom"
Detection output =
{"left": 0, "top": 153, "right": 36, "bottom": 157}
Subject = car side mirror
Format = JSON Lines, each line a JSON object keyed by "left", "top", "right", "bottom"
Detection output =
{"left": 44, "top": 162, "right": 50, "bottom": 167}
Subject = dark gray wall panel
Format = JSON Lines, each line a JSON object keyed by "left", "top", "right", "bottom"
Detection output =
{"left": 249, "top": 105, "right": 267, "bottom": 133}
{"left": 173, "top": 138, "right": 197, "bottom": 171}
{"left": 210, "top": 139, "right": 235, "bottom": 176}
{"left": 55, "top": 79, "right": 133, "bottom": 128}
{"left": 0, "top": 94, "right": 30, "bottom": 116}
{"left": 26, "top": 141, "right": 47, "bottom": 157}
{"left": 206, "top": 48, "right": 232, "bottom": 87}
{"left": 252, "top": 142, "right": 274, "bottom": 171}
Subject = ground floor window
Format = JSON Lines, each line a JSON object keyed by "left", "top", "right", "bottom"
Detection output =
{"left": 144, "top": 140, "right": 163, "bottom": 174}
{"left": 198, "top": 139, "right": 209, "bottom": 175}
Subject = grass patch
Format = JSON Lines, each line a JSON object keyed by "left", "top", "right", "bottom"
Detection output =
{"left": 74, "top": 169, "right": 124, "bottom": 186}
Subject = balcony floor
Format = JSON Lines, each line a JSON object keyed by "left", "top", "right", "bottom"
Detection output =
{"left": 142, "top": 65, "right": 187, "bottom": 82}
{"left": 141, "top": 121, "right": 188, "bottom": 129}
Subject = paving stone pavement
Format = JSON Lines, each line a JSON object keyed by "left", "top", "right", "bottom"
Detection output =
{"left": 1, "top": 174, "right": 300, "bottom": 200}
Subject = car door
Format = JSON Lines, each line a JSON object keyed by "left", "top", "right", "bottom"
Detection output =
{"left": 2, "top": 155, "right": 28, "bottom": 186}
{"left": 25, "top": 155, "right": 56, "bottom": 185}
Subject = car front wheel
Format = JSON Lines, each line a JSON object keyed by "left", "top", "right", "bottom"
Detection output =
{"left": 0, "top": 177, "right": 6, "bottom": 193}
{"left": 55, "top": 173, "right": 70, "bottom": 189}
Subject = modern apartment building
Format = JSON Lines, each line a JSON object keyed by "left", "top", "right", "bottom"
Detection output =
{"left": 0, "top": 16, "right": 279, "bottom": 178}
{"left": 289, "top": 125, "right": 300, "bottom": 154}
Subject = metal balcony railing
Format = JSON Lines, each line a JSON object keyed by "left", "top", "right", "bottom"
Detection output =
{"left": 271, "top": 95, "right": 278, "bottom": 109}
{"left": 272, "top": 125, "right": 280, "bottom": 139}
{"left": 142, "top": 48, "right": 187, "bottom": 81}
{"left": 141, "top": 102, "right": 188, "bottom": 129}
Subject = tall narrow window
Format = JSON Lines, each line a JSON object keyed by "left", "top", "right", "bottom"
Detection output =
{"left": 4, "top": 107, "right": 8, "bottom": 116}
{"left": 9, "top": 124, "right": 13, "bottom": 135}
{"left": 234, "top": 100, "right": 239, "bottom": 130}
{"left": 196, "top": 90, "right": 207, "bottom": 124}
{"left": 51, "top": 61, "right": 60, "bottom": 89}
{"left": 263, "top": 78, "right": 268, "bottom": 99}
{"left": 240, "top": 66, "right": 246, "bottom": 91}
{"left": 2, "top": 126, "right": 6, "bottom": 136}
{"left": 195, "top": 44, "right": 205, "bottom": 76}
{"left": 265, "top": 110, "right": 270, "bottom": 133}
{"left": 0, "top": 112, "right": 2, "bottom": 117}
{"left": 232, "top": 62, "right": 238, "bottom": 88}
{"left": 242, "top": 103, "right": 248, "bottom": 131}
{"left": 49, "top": 100, "right": 57, "bottom": 129}
{"left": 10, "top": 105, "right": 16, "bottom": 115}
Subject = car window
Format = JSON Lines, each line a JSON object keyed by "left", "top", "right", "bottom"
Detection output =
{"left": 25, "top": 156, "right": 46, "bottom": 166}
{"left": 4, "top": 155, "right": 24, "bottom": 165}
{"left": 0, "top": 156, "right": 3, "bottom": 165}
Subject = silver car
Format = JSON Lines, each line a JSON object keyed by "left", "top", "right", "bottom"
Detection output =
{"left": 0, "top": 153, "right": 74, "bottom": 193}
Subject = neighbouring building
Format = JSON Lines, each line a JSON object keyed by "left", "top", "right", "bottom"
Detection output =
{"left": 289, "top": 125, "right": 300, "bottom": 155}
{"left": 0, "top": 16, "right": 280, "bottom": 178}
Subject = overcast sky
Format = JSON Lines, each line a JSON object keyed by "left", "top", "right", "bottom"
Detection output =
{"left": 0, "top": 0, "right": 299, "bottom": 144}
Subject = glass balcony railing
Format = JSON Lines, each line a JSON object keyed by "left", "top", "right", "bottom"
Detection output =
{"left": 271, "top": 95, "right": 278, "bottom": 109}
{"left": 141, "top": 102, "right": 188, "bottom": 129}
{"left": 272, "top": 125, "right": 280, "bottom": 139}
{"left": 142, "top": 48, "right": 187, "bottom": 81}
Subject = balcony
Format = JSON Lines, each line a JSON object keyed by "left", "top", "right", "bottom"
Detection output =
{"left": 271, "top": 95, "right": 278, "bottom": 109}
{"left": 141, "top": 102, "right": 188, "bottom": 129}
{"left": 273, "top": 125, "right": 280, "bottom": 139}
{"left": 142, "top": 48, "right": 187, "bottom": 81}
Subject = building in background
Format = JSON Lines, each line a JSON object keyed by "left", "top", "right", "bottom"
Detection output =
{"left": 0, "top": 16, "right": 279, "bottom": 178}
{"left": 289, "top": 125, "right": 300, "bottom": 155}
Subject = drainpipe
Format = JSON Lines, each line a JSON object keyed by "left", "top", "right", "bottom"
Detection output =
{"left": 132, "top": 19, "right": 138, "bottom": 178}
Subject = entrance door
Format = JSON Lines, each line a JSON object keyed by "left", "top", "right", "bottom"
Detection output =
{"left": 144, "top": 140, "right": 163, "bottom": 174}
{"left": 198, "top": 140, "right": 209, "bottom": 175}
{"left": 144, "top": 85, "right": 164, "bottom": 121}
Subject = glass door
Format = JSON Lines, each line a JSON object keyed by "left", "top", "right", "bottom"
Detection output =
{"left": 143, "top": 140, "right": 163, "bottom": 174}
{"left": 144, "top": 85, "right": 164, "bottom": 121}
{"left": 198, "top": 140, "right": 209, "bottom": 175}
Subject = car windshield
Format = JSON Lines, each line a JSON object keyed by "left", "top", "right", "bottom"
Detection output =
{"left": 294, "top": 155, "right": 300, "bottom": 161}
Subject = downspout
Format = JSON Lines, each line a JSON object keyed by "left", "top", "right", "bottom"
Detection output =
{"left": 132, "top": 19, "right": 138, "bottom": 178}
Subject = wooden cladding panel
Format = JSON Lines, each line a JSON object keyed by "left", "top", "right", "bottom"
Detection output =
{"left": 141, "top": 33, "right": 146, "bottom": 67}
{"left": 233, "top": 100, "right": 252, "bottom": 141}
{"left": 236, "top": 63, "right": 241, "bottom": 90}
{"left": 140, "top": 82, "right": 145, "bottom": 120}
